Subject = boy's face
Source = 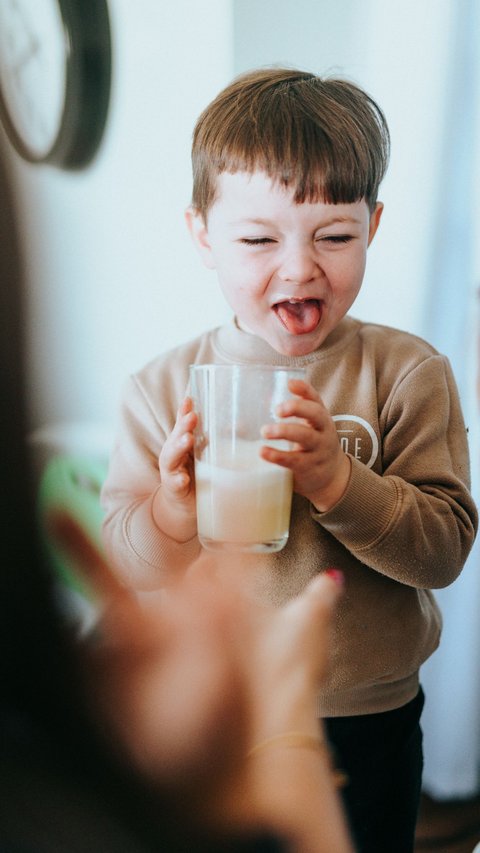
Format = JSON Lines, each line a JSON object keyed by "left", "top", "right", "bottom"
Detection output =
{"left": 187, "top": 171, "right": 383, "bottom": 357}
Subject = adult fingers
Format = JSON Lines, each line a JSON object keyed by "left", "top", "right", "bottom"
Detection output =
{"left": 47, "top": 511, "right": 132, "bottom": 605}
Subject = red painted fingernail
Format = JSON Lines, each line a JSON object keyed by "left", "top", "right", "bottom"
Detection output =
{"left": 325, "top": 568, "right": 344, "bottom": 587}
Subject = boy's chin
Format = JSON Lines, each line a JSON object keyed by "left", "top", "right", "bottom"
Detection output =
{"left": 266, "top": 327, "right": 325, "bottom": 357}
{"left": 274, "top": 337, "right": 322, "bottom": 357}
{"left": 236, "top": 317, "right": 324, "bottom": 356}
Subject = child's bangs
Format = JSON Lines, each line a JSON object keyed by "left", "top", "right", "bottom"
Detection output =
{"left": 219, "top": 120, "right": 374, "bottom": 209}
{"left": 212, "top": 91, "right": 384, "bottom": 210}
{"left": 192, "top": 71, "right": 390, "bottom": 216}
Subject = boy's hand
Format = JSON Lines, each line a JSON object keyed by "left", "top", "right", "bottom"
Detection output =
{"left": 260, "top": 379, "right": 351, "bottom": 513}
{"left": 154, "top": 397, "right": 198, "bottom": 540}
{"left": 159, "top": 397, "right": 197, "bottom": 501}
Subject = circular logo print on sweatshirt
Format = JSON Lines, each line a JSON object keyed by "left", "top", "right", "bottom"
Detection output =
{"left": 332, "top": 414, "right": 379, "bottom": 469}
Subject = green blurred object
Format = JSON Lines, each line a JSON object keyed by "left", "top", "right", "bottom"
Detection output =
{"left": 38, "top": 454, "right": 108, "bottom": 609}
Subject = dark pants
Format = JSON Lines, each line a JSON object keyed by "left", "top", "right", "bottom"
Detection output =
{"left": 325, "top": 688, "right": 425, "bottom": 853}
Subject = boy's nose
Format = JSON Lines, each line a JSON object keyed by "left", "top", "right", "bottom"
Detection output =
{"left": 278, "top": 246, "right": 319, "bottom": 284}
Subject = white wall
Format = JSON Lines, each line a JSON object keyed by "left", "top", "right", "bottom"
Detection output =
{"left": 7, "top": 0, "right": 233, "bottom": 432}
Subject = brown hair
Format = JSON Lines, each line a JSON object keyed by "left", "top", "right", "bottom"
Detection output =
{"left": 191, "top": 67, "right": 390, "bottom": 219}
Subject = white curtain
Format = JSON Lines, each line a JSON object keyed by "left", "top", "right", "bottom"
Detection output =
{"left": 420, "top": 0, "right": 480, "bottom": 799}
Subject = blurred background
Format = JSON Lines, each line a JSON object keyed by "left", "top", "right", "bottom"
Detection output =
{"left": 1, "top": 0, "right": 479, "bottom": 803}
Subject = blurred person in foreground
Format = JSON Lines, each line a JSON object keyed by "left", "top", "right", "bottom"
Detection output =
{"left": 0, "top": 143, "right": 352, "bottom": 852}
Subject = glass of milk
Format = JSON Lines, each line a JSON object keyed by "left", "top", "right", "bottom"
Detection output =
{"left": 189, "top": 364, "right": 306, "bottom": 553}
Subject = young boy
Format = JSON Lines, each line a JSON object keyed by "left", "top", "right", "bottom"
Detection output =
{"left": 102, "top": 68, "right": 478, "bottom": 851}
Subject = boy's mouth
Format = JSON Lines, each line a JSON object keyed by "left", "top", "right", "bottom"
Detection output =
{"left": 273, "top": 298, "right": 322, "bottom": 335}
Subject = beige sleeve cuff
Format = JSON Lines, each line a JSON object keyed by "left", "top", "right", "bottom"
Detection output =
{"left": 106, "top": 493, "right": 200, "bottom": 588}
{"left": 310, "top": 455, "right": 400, "bottom": 552}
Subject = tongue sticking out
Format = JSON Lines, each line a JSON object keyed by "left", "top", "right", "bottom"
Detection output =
{"left": 275, "top": 299, "right": 321, "bottom": 335}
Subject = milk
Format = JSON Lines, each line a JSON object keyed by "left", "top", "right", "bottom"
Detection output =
{"left": 194, "top": 439, "right": 293, "bottom": 552}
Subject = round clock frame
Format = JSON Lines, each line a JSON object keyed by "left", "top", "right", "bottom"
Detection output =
{"left": 0, "top": 0, "right": 112, "bottom": 169}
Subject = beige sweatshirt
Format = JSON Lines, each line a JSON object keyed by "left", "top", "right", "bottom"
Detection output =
{"left": 101, "top": 316, "right": 478, "bottom": 717}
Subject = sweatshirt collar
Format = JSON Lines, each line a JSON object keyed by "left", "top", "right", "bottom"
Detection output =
{"left": 213, "top": 315, "right": 359, "bottom": 366}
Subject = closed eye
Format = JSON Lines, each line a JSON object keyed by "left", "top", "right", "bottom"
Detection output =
{"left": 239, "top": 237, "right": 276, "bottom": 245}
{"left": 317, "top": 235, "right": 353, "bottom": 245}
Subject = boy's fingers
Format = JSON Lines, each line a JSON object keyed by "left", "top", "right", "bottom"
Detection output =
{"left": 287, "top": 378, "right": 320, "bottom": 401}
{"left": 262, "top": 421, "right": 324, "bottom": 448}
{"left": 276, "top": 396, "right": 328, "bottom": 427}
{"left": 179, "top": 396, "right": 194, "bottom": 414}
{"left": 159, "top": 397, "right": 197, "bottom": 479}
{"left": 177, "top": 398, "right": 197, "bottom": 431}
{"left": 161, "top": 431, "right": 194, "bottom": 472}
{"left": 167, "top": 399, "right": 196, "bottom": 442}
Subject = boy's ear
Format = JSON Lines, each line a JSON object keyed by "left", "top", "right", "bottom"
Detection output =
{"left": 185, "top": 206, "right": 216, "bottom": 269}
{"left": 367, "top": 202, "right": 383, "bottom": 246}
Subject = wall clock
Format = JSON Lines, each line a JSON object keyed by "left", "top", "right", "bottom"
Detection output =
{"left": 0, "top": 0, "right": 111, "bottom": 169}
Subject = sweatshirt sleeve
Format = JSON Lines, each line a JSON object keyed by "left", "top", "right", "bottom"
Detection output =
{"left": 100, "top": 375, "right": 200, "bottom": 589}
{"left": 312, "top": 354, "right": 478, "bottom": 588}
